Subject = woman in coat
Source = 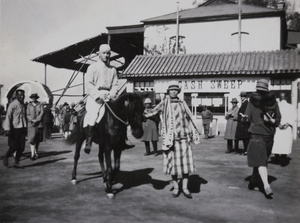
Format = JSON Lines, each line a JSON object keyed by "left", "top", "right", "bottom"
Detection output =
{"left": 242, "top": 79, "right": 281, "bottom": 198}
{"left": 144, "top": 81, "right": 200, "bottom": 199}
{"left": 224, "top": 98, "right": 239, "bottom": 153}
{"left": 27, "top": 93, "right": 44, "bottom": 160}
{"left": 142, "top": 98, "right": 159, "bottom": 156}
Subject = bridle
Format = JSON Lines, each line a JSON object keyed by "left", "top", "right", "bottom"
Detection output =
{"left": 104, "top": 101, "right": 129, "bottom": 126}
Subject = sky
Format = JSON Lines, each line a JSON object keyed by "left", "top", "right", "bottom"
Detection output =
{"left": 0, "top": 0, "right": 299, "bottom": 106}
{"left": 0, "top": 0, "right": 199, "bottom": 105}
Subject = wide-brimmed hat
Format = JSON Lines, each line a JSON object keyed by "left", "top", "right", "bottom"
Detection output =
{"left": 144, "top": 98, "right": 152, "bottom": 104}
{"left": 167, "top": 81, "right": 181, "bottom": 93}
{"left": 256, "top": 79, "right": 269, "bottom": 92}
{"left": 230, "top": 98, "right": 238, "bottom": 103}
{"left": 240, "top": 91, "right": 247, "bottom": 97}
{"left": 30, "top": 93, "right": 39, "bottom": 99}
{"left": 63, "top": 102, "right": 69, "bottom": 106}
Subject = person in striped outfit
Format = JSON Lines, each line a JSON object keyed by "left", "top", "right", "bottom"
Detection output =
{"left": 144, "top": 81, "right": 200, "bottom": 199}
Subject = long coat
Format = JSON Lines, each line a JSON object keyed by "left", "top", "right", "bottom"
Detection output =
{"left": 27, "top": 101, "right": 44, "bottom": 144}
{"left": 235, "top": 100, "right": 250, "bottom": 140}
{"left": 142, "top": 108, "right": 159, "bottom": 142}
{"left": 272, "top": 100, "right": 296, "bottom": 155}
{"left": 224, "top": 105, "right": 239, "bottom": 140}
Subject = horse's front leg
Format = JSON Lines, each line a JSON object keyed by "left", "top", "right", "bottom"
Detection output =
{"left": 104, "top": 148, "right": 114, "bottom": 199}
{"left": 98, "top": 145, "right": 106, "bottom": 188}
{"left": 71, "top": 138, "right": 84, "bottom": 185}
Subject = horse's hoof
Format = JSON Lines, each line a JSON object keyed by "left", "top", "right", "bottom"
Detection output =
{"left": 71, "top": 179, "right": 77, "bottom": 185}
{"left": 107, "top": 193, "right": 115, "bottom": 199}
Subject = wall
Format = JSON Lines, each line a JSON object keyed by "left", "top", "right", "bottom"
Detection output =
{"left": 144, "top": 17, "right": 281, "bottom": 54}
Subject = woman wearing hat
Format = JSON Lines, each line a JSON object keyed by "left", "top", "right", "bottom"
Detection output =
{"left": 224, "top": 98, "right": 239, "bottom": 154}
{"left": 27, "top": 93, "right": 44, "bottom": 160}
{"left": 242, "top": 79, "right": 281, "bottom": 198}
{"left": 142, "top": 98, "right": 159, "bottom": 156}
{"left": 144, "top": 81, "right": 200, "bottom": 199}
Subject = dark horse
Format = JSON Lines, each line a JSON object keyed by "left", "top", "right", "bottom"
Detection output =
{"left": 67, "top": 93, "right": 144, "bottom": 198}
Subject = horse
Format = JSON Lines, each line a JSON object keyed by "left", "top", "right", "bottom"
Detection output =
{"left": 66, "top": 93, "right": 145, "bottom": 199}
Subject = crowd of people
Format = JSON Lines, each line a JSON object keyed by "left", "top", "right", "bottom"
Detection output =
{"left": 1, "top": 43, "right": 298, "bottom": 200}
{"left": 0, "top": 90, "right": 81, "bottom": 167}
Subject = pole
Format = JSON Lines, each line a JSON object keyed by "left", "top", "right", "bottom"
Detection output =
{"left": 44, "top": 64, "right": 47, "bottom": 86}
{"left": 83, "top": 73, "right": 85, "bottom": 96}
{"left": 238, "top": 0, "right": 241, "bottom": 52}
{"left": 176, "top": 1, "right": 179, "bottom": 54}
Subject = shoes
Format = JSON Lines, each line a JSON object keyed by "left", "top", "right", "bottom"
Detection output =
{"left": 243, "top": 152, "right": 247, "bottom": 156}
{"left": 144, "top": 153, "right": 150, "bottom": 156}
{"left": 30, "top": 156, "right": 36, "bottom": 161}
{"left": 182, "top": 189, "right": 192, "bottom": 199}
{"left": 84, "top": 148, "right": 91, "bottom": 154}
{"left": 13, "top": 163, "right": 21, "bottom": 168}
{"left": 35, "top": 153, "right": 39, "bottom": 159}
{"left": 172, "top": 188, "right": 180, "bottom": 198}
{"left": 265, "top": 187, "right": 273, "bottom": 196}
{"left": 225, "top": 150, "right": 232, "bottom": 154}
{"left": 248, "top": 182, "right": 255, "bottom": 190}
{"left": 153, "top": 152, "right": 159, "bottom": 157}
{"left": 3, "top": 156, "right": 8, "bottom": 167}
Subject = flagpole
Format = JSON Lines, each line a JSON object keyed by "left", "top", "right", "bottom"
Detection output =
{"left": 176, "top": 1, "right": 179, "bottom": 54}
{"left": 238, "top": 0, "right": 241, "bottom": 52}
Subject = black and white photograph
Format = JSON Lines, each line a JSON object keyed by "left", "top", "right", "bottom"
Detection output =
{"left": 1, "top": 0, "right": 300, "bottom": 222}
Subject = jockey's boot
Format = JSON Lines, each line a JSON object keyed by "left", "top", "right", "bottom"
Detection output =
{"left": 84, "top": 125, "right": 93, "bottom": 154}
{"left": 124, "top": 140, "right": 135, "bottom": 150}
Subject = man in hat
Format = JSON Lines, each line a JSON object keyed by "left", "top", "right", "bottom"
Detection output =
{"left": 83, "top": 44, "right": 133, "bottom": 154}
{"left": 27, "top": 93, "right": 44, "bottom": 160}
{"left": 242, "top": 79, "right": 281, "bottom": 197}
{"left": 144, "top": 81, "right": 200, "bottom": 199}
{"left": 235, "top": 91, "right": 250, "bottom": 155}
{"left": 201, "top": 105, "right": 213, "bottom": 139}
{"left": 224, "top": 98, "right": 239, "bottom": 153}
{"left": 3, "top": 89, "right": 27, "bottom": 168}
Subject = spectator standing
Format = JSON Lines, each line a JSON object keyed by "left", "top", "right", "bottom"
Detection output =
{"left": 0, "top": 104, "right": 5, "bottom": 135}
{"left": 272, "top": 92, "right": 296, "bottom": 166}
{"left": 201, "top": 105, "right": 213, "bottom": 139}
{"left": 144, "top": 81, "right": 200, "bottom": 199}
{"left": 242, "top": 79, "right": 281, "bottom": 198}
{"left": 69, "top": 102, "right": 78, "bottom": 133}
{"left": 27, "top": 93, "right": 44, "bottom": 160}
{"left": 43, "top": 103, "right": 54, "bottom": 139}
{"left": 224, "top": 98, "right": 239, "bottom": 154}
{"left": 62, "top": 106, "right": 71, "bottom": 139}
{"left": 142, "top": 98, "right": 159, "bottom": 156}
{"left": 235, "top": 92, "right": 250, "bottom": 155}
{"left": 2, "top": 89, "right": 27, "bottom": 167}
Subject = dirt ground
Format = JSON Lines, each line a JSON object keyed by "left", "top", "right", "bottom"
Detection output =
{"left": 0, "top": 132, "right": 299, "bottom": 223}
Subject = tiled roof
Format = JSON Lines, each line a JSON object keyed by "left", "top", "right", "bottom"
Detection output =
{"left": 141, "top": 4, "right": 283, "bottom": 24}
{"left": 121, "top": 50, "right": 300, "bottom": 78}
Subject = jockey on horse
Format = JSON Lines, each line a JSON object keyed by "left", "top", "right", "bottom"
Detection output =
{"left": 83, "top": 44, "right": 134, "bottom": 154}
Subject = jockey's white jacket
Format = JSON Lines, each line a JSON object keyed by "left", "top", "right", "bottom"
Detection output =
{"left": 83, "top": 60, "right": 118, "bottom": 127}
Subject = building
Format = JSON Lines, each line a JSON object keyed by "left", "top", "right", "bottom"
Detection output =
{"left": 119, "top": 0, "right": 300, "bottom": 135}
{"left": 32, "top": 0, "right": 300, "bottom": 135}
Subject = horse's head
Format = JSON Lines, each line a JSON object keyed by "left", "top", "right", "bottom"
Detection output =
{"left": 118, "top": 93, "right": 144, "bottom": 139}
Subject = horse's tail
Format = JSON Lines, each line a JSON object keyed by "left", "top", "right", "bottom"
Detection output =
{"left": 66, "top": 111, "right": 85, "bottom": 145}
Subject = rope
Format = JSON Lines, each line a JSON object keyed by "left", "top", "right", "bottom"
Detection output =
{"left": 104, "top": 101, "right": 129, "bottom": 126}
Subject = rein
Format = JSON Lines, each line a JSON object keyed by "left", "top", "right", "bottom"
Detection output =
{"left": 104, "top": 101, "right": 129, "bottom": 126}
